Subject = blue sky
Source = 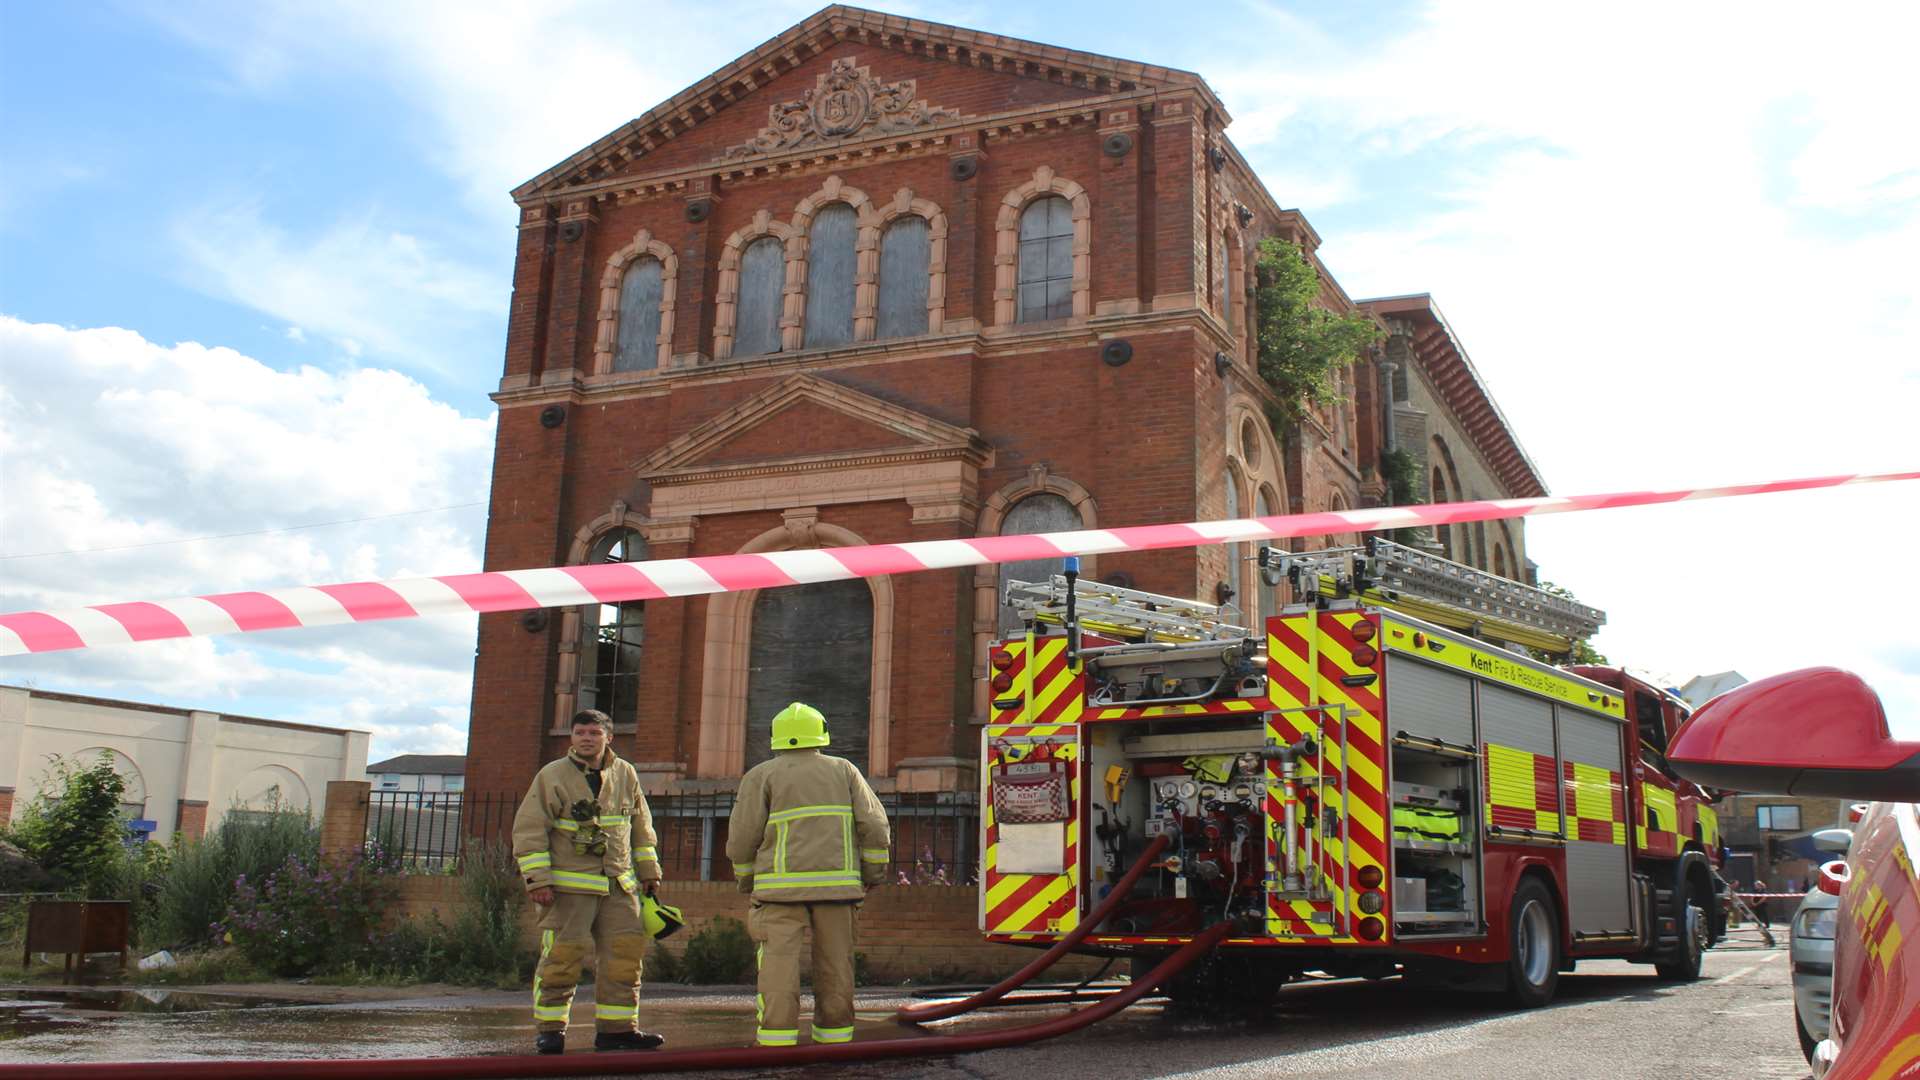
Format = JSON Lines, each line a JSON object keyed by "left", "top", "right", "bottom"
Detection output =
{"left": 3, "top": 1, "right": 1916, "bottom": 758}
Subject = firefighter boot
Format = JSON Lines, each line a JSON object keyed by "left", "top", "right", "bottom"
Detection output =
{"left": 594, "top": 1031, "right": 666, "bottom": 1052}
{"left": 534, "top": 1032, "right": 564, "bottom": 1055}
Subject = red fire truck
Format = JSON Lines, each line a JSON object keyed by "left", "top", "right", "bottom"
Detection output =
{"left": 979, "top": 538, "right": 1724, "bottom": 1005}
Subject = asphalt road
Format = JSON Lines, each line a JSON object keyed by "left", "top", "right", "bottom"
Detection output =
{"left": 0, "top": 938, "right": 1809, "bottom": 1079}
{"left": 674, "top": 942, "right": 1808, "bottom": 1080}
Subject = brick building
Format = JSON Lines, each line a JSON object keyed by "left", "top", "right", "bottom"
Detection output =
{"left": 464, "top": 6, "right": 1547, "bottom": 806}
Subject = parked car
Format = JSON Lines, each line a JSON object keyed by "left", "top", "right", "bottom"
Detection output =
{"left": 1668, "top": 667, "right": 1919, "bottom": 1079}
{"left": 1790, "top": 829, "right": 1854, "bottom": 1062}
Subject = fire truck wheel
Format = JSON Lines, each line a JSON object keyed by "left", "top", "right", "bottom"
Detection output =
{"left": 1655, "top": 880, "right": 1708, "bottom": 981}
{"left": 1505, "top": 877, "right": 1561, "bottom": 1008}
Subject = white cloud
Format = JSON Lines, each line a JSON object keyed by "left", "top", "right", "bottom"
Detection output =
{"left": 284, "top": 326, "right": 306, "bottom": 343}
{"left": 0, "top": 317, "right": 494, "bottom": 758}
{"left": 1196, "top": 1, "right": 1920, "bottom": 735}
{"left": 171, "top": 203, "right": 504, "bottom": 377}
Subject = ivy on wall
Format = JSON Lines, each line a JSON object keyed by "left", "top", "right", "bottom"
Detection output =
{"left": 1252, "top": 237, "right": 1381, "bottom": 429}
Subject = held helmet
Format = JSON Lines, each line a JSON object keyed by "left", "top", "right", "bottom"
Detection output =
{"left": 769, "top": 701, "right": 830, "bottom": 750}
{"left": 640, "top": 893, "right": 685, "bottom": 940}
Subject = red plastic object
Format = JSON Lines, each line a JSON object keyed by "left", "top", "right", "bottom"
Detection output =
{"left": 1670, "top": 667, "right": 1900, "bottom": 770}
{"left": 1816, "top": 859, "right": 1851, "bottom": 896}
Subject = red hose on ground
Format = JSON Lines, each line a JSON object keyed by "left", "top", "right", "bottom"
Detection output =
{"left": 14, "top": 924, "right": 1232, "bottom": 1080}
{"left": 897, "top": 833, "right": 1172, "bottom": 1024}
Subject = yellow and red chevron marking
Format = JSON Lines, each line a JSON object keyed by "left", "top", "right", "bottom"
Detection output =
{"left": 1486, "top": 746, "right": 1562, "bottom": 834}
{"left": 1563, "top": 761, "right": 1628, "bottom": 845}
{"left": 989, "top": 636, "right": 1084, "bottom": 726}
{"left": 1089, "top": 698, "right": 1268, "bottom": 721}
{"left": 981, "top": 722, "right": 1080, "bottom": 937}
{"left": 1262, "top": 611, "right": 1389, "bottom": 942}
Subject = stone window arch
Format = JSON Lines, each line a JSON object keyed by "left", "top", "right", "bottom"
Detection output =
{"left": 74, "top": 746, "right": 147, "bottom": 820}
{"left": 972, "top": 466, "right": 1098, "bottom": 722}
{"left": 993, "top": 166, "right": 1090, "bottom": 326}
{"left": 1225, "top": 396, "right": 1289, "bottom": 601}
{"left": 697, "top": 517, "right": 894, "bottom": 777}
{"left": 1255, "top": 485, "right": 1282, "bottom": 622}
{"left": 553, "top": 504, "right": 649, "bottom": 731}
{"left": 594, "top": 227, "right": 677, "bottom": 374}
{"left": 714, "top": 211, "right": 801, "bottom": 360}
{"left": 873, "top": 187, "right": 948, "bottom": 339}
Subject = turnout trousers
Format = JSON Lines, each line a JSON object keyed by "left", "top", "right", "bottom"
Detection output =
{"left": 531, "top": 890, "right": 649, "bottom": 1033}
{"left": 747, "top": 899, "right": 858, "bottom": 1046}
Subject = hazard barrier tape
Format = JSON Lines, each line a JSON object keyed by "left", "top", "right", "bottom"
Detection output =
{"left": 0, "top": 468, "right": 1913, "bottom": 657}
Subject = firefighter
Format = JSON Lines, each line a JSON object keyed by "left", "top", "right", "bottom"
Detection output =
{"left": 727, "top": 702, "right": 891, "bottom": 1047}
{"left": 512, "top": 708, "right": 665, "bottom": 1055}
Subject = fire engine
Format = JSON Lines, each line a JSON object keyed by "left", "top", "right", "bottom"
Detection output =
{"left": 979, "top": 537, "right": 1725, "bottom": 1005}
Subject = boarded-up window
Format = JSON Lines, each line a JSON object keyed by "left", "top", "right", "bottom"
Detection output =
{"left": 1224, "top": 472, "right": 1243, "bottom": 614}
{"left": 877, "top": 216, "right": 930, "bottom": 339}
{"left": 1016, "top": 195, "right": 1074, "bottom": 323}
{"left": 614, "top": 257, "right": 663, "bottom": 373}
{"left": 996, "top": 493, "right": 1082, "bottom": 638}
{"left": 578, "top": 529, "right": 646, "bottom": 725}
{"left": 1256, "top": 487, "right": 1280, "bottom": 621}
{"left": 734, "top": 236, "right": 785, "bottom": 358}
{"left": 803, "top": 204, "right": 857, "bottom": 349}
{"left": 746, "top": 577, "right": 872, "bottom": 771}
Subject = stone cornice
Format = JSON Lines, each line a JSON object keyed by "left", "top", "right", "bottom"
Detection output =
{"left": 513, "top": 4, "right": 1220, "bottom": 201}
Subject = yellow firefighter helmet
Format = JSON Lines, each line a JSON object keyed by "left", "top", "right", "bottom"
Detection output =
{"left": 770, "top": 702, "right": 830, "bottom": 750}
{"left": 641, "top": 892, "right": 685, "bottom": 940}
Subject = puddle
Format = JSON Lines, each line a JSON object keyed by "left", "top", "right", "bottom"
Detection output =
{"left": 0, "top": 988, "right": 298, "bottom": 1014}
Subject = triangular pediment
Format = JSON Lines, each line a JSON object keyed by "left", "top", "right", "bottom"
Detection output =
{"left": 635, "top": 374, "right": 990, "bottom": 480}
{"left": 515, "top": 5, "right": 1210, "bottom": 200}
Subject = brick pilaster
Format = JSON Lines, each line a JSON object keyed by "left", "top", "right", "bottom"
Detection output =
{"left": 175, "top": 799, "right": 208, "bottom": 841}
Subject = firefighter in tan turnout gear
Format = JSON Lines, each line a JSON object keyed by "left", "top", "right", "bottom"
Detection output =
{"left": 727, "top": 702, "right": 891, "bottom": 1047}
{"left": 512, "top": 709, "right": 665, "bottom": 1055}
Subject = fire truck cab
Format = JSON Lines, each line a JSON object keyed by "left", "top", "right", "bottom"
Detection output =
{"left": 979, "top": 538, "right": 1724, "bottom": 1006}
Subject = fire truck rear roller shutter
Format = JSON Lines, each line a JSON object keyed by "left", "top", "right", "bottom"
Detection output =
{"left": 1383, "top": 657, "right": 1474, "bottom": 748}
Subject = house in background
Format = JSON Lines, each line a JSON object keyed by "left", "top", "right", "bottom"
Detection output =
{"left": 0, "top": 685, "right": 368, "bottom": 843}
{"left": 366, "top": 754, "right": 466, "bottom": 806}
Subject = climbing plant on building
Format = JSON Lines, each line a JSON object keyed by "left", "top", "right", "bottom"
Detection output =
{"left": 1252, "top": 237, "right": 1381, "bottom": 429}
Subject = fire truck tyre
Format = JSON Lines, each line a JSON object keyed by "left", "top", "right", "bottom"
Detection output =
{"left": 1505, "top": 878, "right": 1561, "bottom": 1008}
{"left": 1655, "top": 879, "right": 1708, "bottom": 982}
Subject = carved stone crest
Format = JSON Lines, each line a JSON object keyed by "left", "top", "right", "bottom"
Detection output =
{"left": 726, "top": 57, "right": 960, "bottom": 159}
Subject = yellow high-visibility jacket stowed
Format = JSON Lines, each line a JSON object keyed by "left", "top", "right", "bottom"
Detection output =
{"left": 511, "top": 749, "right": 662, "bottom": 896}
{"left": 726, "top": 749, "right": 891, "bottom": 902}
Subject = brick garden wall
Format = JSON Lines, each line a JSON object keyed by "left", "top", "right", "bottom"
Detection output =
{"left": 391, "top": 875, "right": 1101, "bottom": 984}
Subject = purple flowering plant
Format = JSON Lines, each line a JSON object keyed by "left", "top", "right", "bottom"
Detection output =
{"left": 214, "top": 846, "right": 399, "bottom": 976}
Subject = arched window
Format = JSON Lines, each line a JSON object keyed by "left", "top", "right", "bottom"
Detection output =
{"left": 1224, "top": 469, "right": 1244, "bottom": 615}
{"left": 734, "top": 236, "right": 785, "bottom": 358}
{"left": 996, "top": 493, "right": 1082, "bottom": 638}
{"left": 1256, "top": 487, "right": 1281, "bottom": 623}
{"left": 877, "top": 215, "right": 930, "bottom": 339}
{"left": 803, "top": 203, "right": 857, "bottom": 348}
{"left": 1016, "top": 195, "right": 1074, "bottom": 323}
{"left": 1218, "top": 233, "right": 1231, "bottom": 330}
{"left": 1431, "top": 466, "right": 1454, "bottom": 560}
{"left": 578, "top": 529, "right": 646, "bottom": 726}
{"left": 613, "top": 257, "right": 663, "bottom": 373}
{"left": 745, "top": 577, "right": 872, "bottom": 771}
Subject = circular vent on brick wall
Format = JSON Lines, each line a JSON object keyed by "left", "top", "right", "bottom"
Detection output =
{"left": 1101, "top": 339, "right": 1134, "bottom": 367}
{"left": 539, "top": 404, "right": 567, "bottom": 428}
{"left": 1102, "top": 132, "right": 1133, "bottom": 158}
{"left": 949, "top": 156, "right": 979, "bottom": 182}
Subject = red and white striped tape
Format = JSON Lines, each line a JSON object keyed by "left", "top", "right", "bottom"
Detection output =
{"left": 2, "top": 469, "right": 1914, "bottom": 657}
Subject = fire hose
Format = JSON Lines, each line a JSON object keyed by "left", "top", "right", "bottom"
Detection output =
{"left": 896, "top": 833, "right": 1171, "bottom": 1023}
{"left": 19, "top": 924, "right": 1233, "bottom": 1080}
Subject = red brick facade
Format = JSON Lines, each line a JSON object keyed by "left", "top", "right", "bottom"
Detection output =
{"left": 465, "top": 7, "right": 1534, "bottom": 800}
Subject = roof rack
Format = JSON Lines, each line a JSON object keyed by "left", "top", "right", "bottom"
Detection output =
{"left": 1277, "top": 537, "right": 1605, "bottom": 654}
{"left": 1003, "top": 575, "right": 1251, "bottom": 644}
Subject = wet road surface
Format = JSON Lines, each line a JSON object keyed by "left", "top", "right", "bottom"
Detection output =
{"left": 0, "top": 941, "right": 1807, "bottom": 1078}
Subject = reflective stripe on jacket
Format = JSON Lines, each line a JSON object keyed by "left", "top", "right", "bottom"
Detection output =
{"left": 725, "top": 749, "right": 891, "bottom": 902}
{"left": 511, "top": 749, "right": 661, "bottom": 896}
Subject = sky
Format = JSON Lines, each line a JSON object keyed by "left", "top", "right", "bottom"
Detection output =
{"left": 1, "top": 0, "right": 1916, "bottom": 761}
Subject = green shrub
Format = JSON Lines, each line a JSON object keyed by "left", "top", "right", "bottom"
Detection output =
{"left": 3, "top": 753, "right": 130, "bottom": 892}
{"left": 216, "top": 849, "right": 396, "bottom": 977}
{"left": 151, "top": 806, "right": 317, "bottom": 949}
{"left": 647, "top": 940, "right": 686, "bottom": 984}
{"left": 676, "top": 917, "right": 755, "bottom": 984}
